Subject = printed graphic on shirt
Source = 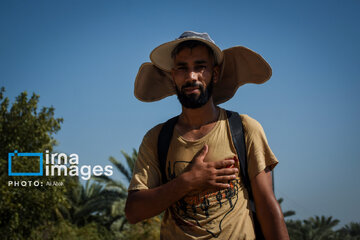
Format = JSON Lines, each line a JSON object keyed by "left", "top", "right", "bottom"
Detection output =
{"left": 168, "top": 159, "right": 241, "bottom": 238}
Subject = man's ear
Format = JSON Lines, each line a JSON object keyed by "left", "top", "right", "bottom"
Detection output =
{"left": 213, "top": 65, "right": 220, "bottom": 84}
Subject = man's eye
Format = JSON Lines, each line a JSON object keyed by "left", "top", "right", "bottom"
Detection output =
{"left": 195, "top": 65, "right": 206, "bottom": 70}
{"left": 177, "top": 67, "right": 187, "bottom": 70}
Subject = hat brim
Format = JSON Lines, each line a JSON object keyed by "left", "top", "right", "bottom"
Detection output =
{"left": 213, "top": 46, "right": 272, "bottom": 104}
{"left": 134, "top": 62, "right": 175, "bottom": 102}
{"left": 135, "top": 46, "right": 272, "bottom": 104}
{"left": 150, "top": 37, "right": 224, "bottom": 72}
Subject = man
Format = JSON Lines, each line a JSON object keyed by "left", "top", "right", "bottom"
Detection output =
{"left": 125, "top": 31, "right": 289, "bottom": 240}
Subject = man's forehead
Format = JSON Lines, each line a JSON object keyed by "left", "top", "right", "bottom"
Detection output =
{"left": 173, "top": 45, "right": 212, "bottom": 64}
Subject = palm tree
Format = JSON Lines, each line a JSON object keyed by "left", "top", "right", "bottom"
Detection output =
{"left": 93, "top": 149, "right": 136, "bottom": 190}
{"left": 286, "top": 215, "right": 340, "bottom": 240}
{"left": 336, "top": 222, "right": 360, "bottom": 239}
{"left": 89, "top": 149, "right": 137, "bottom": 230}
{"left": 305, "top": 216, "right": 339, "bottom": 239}
{"left": 57, "top": 176, "right": 125, "bottom": 228}
{"left": 92, "top": 149, "right": 161, "bottom": 239}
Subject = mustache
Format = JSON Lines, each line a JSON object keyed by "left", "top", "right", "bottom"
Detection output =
{"left": 181, "top": 82, "right": 203, "bottom": 91}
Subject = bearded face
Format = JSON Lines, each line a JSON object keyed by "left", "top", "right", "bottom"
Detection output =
{"left": 175, "top": 78, "right": 214, "bottom": 109}
{"left": 171, "top": 44, "right": 218, "bottom": 109}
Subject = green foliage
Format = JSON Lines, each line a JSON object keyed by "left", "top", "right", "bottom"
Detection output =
{"left": 58, "top": 177, "right": 105, "bottom": 226}
{"left": 286, "top": 216, "right": 360, "bottom": 240}
{"left": 0, "top": 88, "right": 66, "bottom": 239}
{"left": 0, "top": 87, "right": 63, "bottom": 156}
{"left": 91, "top": 149, "right": 137, "bottom": 228}
{"left": 93, "top": 149, "right": 161, "bottom": 239}
{"left": 336, "top": 222, "right": 360, "bottom": 240}
{"left": 0, "top": 87, "right": 159, "bottom": 239}
{"left": 65, "top": 177, "right": 127, "bottom": 229}
{"left": 29, "top": 220, "right": 114, "bottom": 240}
{"left": 280, "top": 198, "right": 360, "bottom": 240}
{"left": 116, "top": 216, "right": 161, "bottom": 240}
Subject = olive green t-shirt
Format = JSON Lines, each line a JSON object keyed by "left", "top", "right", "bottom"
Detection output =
{"left": 128, "top": 108, "right": 278, "bottom": 240}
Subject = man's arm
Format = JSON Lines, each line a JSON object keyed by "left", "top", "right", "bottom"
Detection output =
{"left": 251, "top": 167, "right": 290, "bottom": 240}
{"left": 126, "top": 173, "right": 191, "bottom": 224}
{"left": 125, "top": 145, "right": 238, "bottom": 224}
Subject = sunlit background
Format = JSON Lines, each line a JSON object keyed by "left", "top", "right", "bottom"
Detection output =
{"left": 1, "top": 0, "right": 359, "bottom": 227}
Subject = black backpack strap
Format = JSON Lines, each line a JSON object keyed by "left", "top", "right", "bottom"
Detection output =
{"left": 226, "top": 111, "right": 254, "bottom": 205}
{"left": 226, "top": 110, "right": 265, "bottom": 240}
{"left": 157, "top": 115, "right": 179, "bottom": 184}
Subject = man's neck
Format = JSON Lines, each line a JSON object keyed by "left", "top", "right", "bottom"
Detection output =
{"left": 178, "top": 98, "right": 219, "bottom": 130}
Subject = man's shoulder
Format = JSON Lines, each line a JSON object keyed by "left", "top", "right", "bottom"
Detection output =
{"left": 143, "top": 122, "right": 165, "bottom": 142}
{"left": 235, "top": 114, "right": 267, "bottom": 142}
{"left": 238, "top": 114, "right": 262, "bottom": 129}
{"left": 223, "top": 108, "right": 261, "bottom": 128}
{"left": 225, "top": 110, "right": 264, "bottom": 138}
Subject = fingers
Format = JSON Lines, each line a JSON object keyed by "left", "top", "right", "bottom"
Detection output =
{"left": 213, "top": 159, "right": 235, "bottom": 169}
{"left": 216, "top": 168, "right": 238, "bottom": 176}
{"left": 213, "top": 175, "right": 237, "bottom": 189}
{"left": 193, "top": 144, "right": 208, "bottom": 163}
{"left": 213, "top": 182, "right": 231, "bottom": 189}
{"left": 216, "top": 174, "right": 237, "bottom": 182}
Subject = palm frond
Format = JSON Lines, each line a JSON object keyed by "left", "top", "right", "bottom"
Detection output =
{"left": 109, "top": 156, "right": 132, "bottom": 182}
{"left": 120, "top": 150, "right": 137, "bottom": 175}
{"left": 92, "top": 175, "right": 127, "bottom": 192}
{"left": 73, "top": 190, "right": 127, "bottom": 221}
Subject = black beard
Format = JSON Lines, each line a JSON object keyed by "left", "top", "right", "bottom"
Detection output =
{"left": 175, "top": 79, "right": 214, "bottom": 109}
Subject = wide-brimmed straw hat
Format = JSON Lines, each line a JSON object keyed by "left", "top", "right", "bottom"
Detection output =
{"left": 134, "top": 31, "right": 272, "bottom": 105}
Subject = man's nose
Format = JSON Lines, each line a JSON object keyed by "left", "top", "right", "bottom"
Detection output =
{"left": 187, "top": 70, "right": 198, "bottom": 81}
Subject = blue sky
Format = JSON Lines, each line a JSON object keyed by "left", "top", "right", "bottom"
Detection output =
{"left": 1, "top": 0, "right": 359, "bottom": 226}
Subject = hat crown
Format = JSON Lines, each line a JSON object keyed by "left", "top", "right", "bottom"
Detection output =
{"left": 177, "top": 31, "right": 215, "bottom": 44}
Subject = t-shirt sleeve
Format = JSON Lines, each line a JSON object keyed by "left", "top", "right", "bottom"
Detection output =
{"left": 240, "top": 115, "right": 278, "bottom": 180}
{"left": 128, "top": 124, "right": 163, "bottom": 191}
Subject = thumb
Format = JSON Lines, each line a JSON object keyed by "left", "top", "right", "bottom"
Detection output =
{"left": 193, "top": 144, "right": 208, "bottom": 163}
